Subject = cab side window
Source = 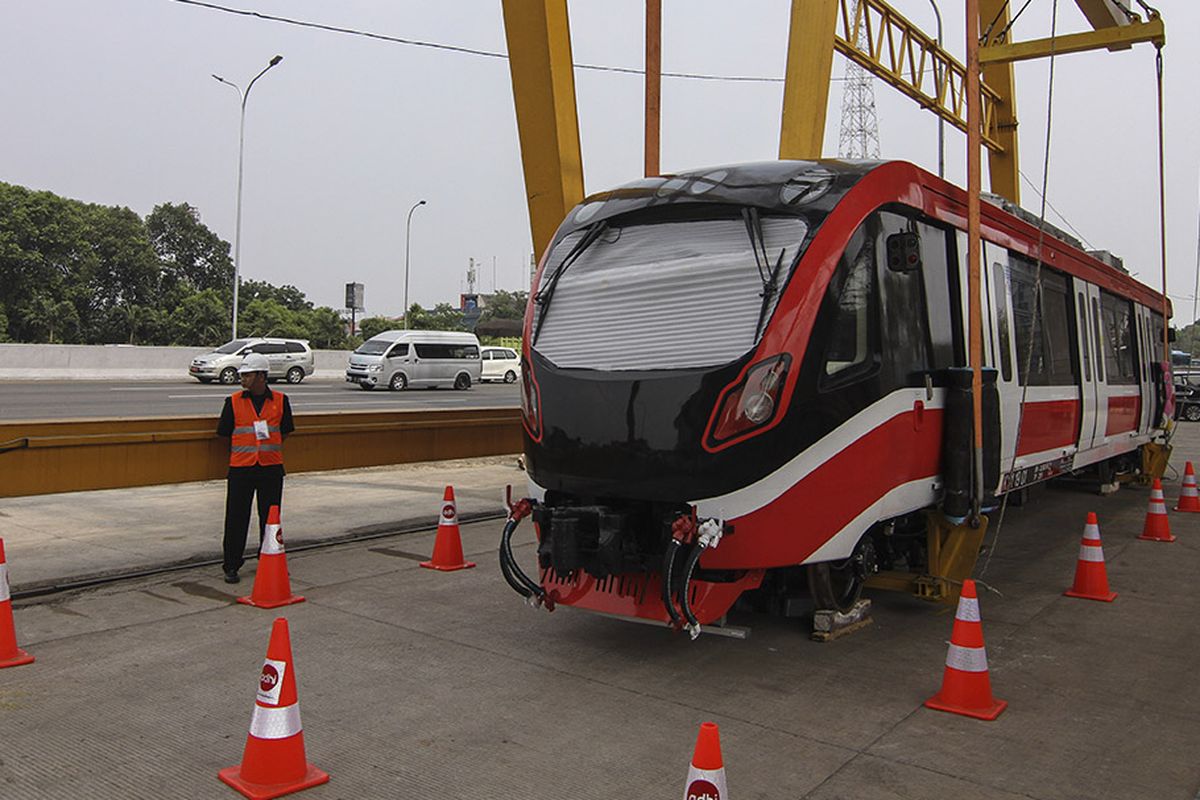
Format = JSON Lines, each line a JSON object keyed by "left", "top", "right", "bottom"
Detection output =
{"left": 388, "top": 343, "right": 408, "bottom": 358}
{"left": 820, "top": 220, "right": 878, "bottom": 389}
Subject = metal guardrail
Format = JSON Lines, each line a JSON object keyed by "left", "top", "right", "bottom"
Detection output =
{"left": 0, "top": 408, "right": 523, "bottom": 497}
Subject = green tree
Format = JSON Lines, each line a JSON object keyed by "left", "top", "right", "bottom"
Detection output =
{"left": 404, "top": 303, "right": 466, "bottom": 331}
{"left": 479, "top": 290, "right": 529, "bottom": 322}
{"left": 241, "top": 279, "right": 313, "bottom": 313}
{"left": 357, "top": 315, "right": 399, "bottom": 341}
{"left": 304, "top": 306, "right": 350, "bottom": 349}
{"left": 145, "top": 203, "right": 233, "bottom": 298}
{"left": 166, "top": 289, "right": 229, "bottom": 347}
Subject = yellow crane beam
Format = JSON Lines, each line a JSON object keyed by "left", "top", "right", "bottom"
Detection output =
{"left": 501, "top": 0, "right": 585, "bottom": 261}
{"left": 980, "top": 16, "right": 1165, "bottom": 65}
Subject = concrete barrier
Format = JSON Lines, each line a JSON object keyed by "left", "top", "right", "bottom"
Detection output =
{"left": 0, "top": 343, "right": 352, "bottom": 381}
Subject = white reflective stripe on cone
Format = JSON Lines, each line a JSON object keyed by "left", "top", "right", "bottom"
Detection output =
{"left": 249, "top": 703, "right": 303, "bottom": 739}
{"left": 955, "top": 596, "right": 980, "bottom": 623}
{"left": 1084, "top": 524, "right": 1101, "bottom": 540}
{"left": 260, "top": 524, "right": 285, "bottom": 556}
{"left": 945, "top": 643, "right": 989, "bottom": 673}
{"left": 684, "top": 766, "right": 727, "bottom": 800}
{"left": 1150, "top": 502, "right": 1168, "bottom": 513}
{"left": 0, "top": 564, "right": 9, "bottom": 603}
{"left": 1078, "top": 544, "right": 1105, "bottom": 562}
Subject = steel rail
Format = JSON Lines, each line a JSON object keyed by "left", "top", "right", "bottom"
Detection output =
{"left": 9, "top": 510, "right": 510, "bottom": 603}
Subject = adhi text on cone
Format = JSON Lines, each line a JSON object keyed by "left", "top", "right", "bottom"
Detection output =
{"left": 238, "top": 505, "right": 305, "bottom": 609}
{"left": 683, "top": 721, "right": 727, "bottom": 800}
{"left": 218, "top": 617, "right": 329, "bottom": 800}
{"left": 420, "top": 486, "right": 476, "bottom": 571}
{"left": 924, "top": 579, "right": 1007, "bottom": 720}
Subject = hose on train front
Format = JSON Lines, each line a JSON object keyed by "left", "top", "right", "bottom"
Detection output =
{"left": 499, "top": 519, "right": 532, "bottom": 599}
{"left": 499, "top": 516, "right": 545, "bottom": 603}
{"left": 660, "top": 538, "right": 685, "bottom": 630}
{"left": 677, "top": 540, "right": 705, "bottom": 638}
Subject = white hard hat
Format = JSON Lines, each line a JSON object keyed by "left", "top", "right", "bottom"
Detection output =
{"left": 238, "top": 353, "right": 270, "bottom": 374}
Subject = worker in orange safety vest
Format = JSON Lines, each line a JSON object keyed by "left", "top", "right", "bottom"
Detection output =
{"left": 215, "top": 353, "right": 295, "bottom": 583}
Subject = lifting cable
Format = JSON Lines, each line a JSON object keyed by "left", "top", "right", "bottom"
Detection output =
{"left": 980, "top": 0, "right": 1061, "bottom": 580}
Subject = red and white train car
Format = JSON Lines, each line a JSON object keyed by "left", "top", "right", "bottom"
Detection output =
{"left": 498, "top": 160, "right": 1170, "bottom": 630}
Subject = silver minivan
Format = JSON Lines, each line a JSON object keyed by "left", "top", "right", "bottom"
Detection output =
{"left": 190, "top": 338, "right": 315, "bottom": 384}
{"left": 345, "top": 330, "right": 482, "bottom": 391}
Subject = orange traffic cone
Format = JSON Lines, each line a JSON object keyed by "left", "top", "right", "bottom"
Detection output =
{"left": 238, "top": 506, "right": 305, "bottom": 609}
{"left": 1138, "top": 478, "right": 1176, "bottom": 542}
{"left": 924, "top": 579, "right": 1007, "bottom": 720}
{"left": 683, "top": 722, "right": 727, "bottom": 800}
{"left": 219, "top": 618, "right": 329, "bottom": 800}
{"left": 1175, "top": 462, "right": 1200, "bottom": 512}
{"left": 420, "top": 486, "right": 476, "bottom": 571}
{"left": 0, "top": 539, "right": 34, "bottom": 669}
{"left": 1064, "top": 512, "right": 1117, "bottom": 602}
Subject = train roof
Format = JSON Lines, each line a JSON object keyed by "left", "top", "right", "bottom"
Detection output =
{"left": 554, "top": 159, "right": 1166, "bottom": 316}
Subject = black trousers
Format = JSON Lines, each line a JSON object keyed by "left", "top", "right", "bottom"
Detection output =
{"left": 222, "top": 467, "right": 284, "bottom": 573}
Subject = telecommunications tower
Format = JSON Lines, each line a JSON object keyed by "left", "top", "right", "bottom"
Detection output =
{"left": 837, "top": 0, "right": 881, "bottom": 159}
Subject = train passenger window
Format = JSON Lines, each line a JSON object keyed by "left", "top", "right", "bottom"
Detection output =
{"left": 1078, "top": 293, "right": 1091, "bottom": 382}
{"left": 1009, "top": 260, "right": 1075, "bottom": 385}
{"left": 1009, "top": 260, "right": 1045, "bottom": 383}
{"left": 1100, "top": 292, "right": 1137, "bottom": 385}
{"left": 992, "top": 264, "right": 1013, "bottom": 382}
{"left": 1091, "top": 298, "right": 1105, "bottom": 382}
{"left": 1041, "top": 273, "right": 1075, "bottom": 384}
{"left": 821, "top": 224, "right": 876, "bottom": 385}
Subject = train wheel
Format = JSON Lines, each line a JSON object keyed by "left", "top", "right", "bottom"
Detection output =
{"left": 806, "top": 536, "right": 876, "bottom": 613}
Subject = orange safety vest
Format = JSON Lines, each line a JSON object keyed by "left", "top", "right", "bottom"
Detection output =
{"left": 229, "top": 391, "right": 285, "bottom": 467}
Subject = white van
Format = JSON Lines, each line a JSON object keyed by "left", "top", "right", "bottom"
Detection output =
{"left": 345, "top": 330, "right": 482, "bottom": 391}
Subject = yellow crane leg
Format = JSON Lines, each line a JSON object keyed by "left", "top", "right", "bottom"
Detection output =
{"left": 501, "top": 0, "right": 585, "bottom": 261}
{"left": 979, "top": 0, "right": 1020, "bottom": 205}
{"left": 779, "top": 0, "right": 840, "bottom": 160}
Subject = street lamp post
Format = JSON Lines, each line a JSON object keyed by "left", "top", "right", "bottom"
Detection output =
{"left": 213, "top": 54, "right": 283, "bottom": 340}
{"left": 403, "top": 200, "right": 427, "bottom": 330}
{"left": 928, "top": 0, "right": 945, "bottom": 178}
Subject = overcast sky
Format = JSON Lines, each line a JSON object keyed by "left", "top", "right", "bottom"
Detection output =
{"left": 2, "top": 1, "right": 1198, "bottom": 323}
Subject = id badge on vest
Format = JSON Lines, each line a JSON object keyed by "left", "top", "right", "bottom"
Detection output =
{"left": 253, "top": 419, "right": 270, "bottom": 441}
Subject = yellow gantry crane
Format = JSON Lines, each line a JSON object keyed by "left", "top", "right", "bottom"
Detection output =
{"left": 502, "top": 0, "right": 1165, "bottom": 258}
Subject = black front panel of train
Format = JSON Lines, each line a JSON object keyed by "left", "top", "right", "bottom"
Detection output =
{"left": 524, "top": 207, "right": 956, "bottom": 505}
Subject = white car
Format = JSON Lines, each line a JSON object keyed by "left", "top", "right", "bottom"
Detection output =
{"left": 190, "top": 338, "right": 315, "bottom": 384}
{"left": 480, "top": 347, "right": 521, "bottom": 383}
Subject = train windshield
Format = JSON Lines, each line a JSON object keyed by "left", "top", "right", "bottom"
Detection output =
{"left": 532, "top": 215, "right": 808, "bottom": 371}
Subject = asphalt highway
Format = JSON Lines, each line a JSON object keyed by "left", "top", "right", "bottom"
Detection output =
{"left": 0, "top": 377, "right": 521, "bottom": 420}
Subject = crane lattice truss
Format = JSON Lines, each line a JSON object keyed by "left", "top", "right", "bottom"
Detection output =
{"left": 837, "top": 0, "right": 881, "bottom": 160}
{"left": 834, "top": 0, "right": 1003, "bottom": 152}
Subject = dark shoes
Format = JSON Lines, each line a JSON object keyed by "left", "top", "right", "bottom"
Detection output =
{"left": 223, "top": 570, "right": 240, "bottom": 584}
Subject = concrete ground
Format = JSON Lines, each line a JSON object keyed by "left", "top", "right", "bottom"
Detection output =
{"left": 2, "top": 433, "right": 1200, "bottom": 798}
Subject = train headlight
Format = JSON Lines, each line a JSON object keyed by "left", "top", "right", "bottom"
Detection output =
{"left": 703, "top": 354, "right": 791, "bottom": 450}
{"left": 743, "top": 391, "right": 775, "bottom": 425}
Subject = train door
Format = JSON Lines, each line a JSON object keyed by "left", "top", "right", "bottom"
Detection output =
{"left": 1083, "top": 283, "right": 1110, "bottom": 445}
{"left": 1073, "top": 278, "right": 1101, "bottom": 452}
{"left": 984, "top": 244, "right": 1021, "bottom": 481}
{"left": 1133, "top": 304, "right": 1152, "bottom": 433}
